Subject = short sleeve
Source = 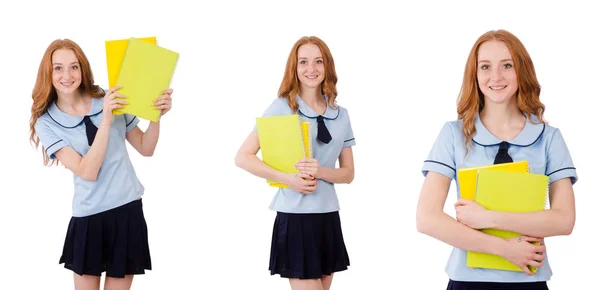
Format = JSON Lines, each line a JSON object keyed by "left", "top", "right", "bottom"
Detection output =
{"left": 546, "top": 129, "right": 578, "bottom": 185}
{"left": 253, "top": 98, "right": 291, "bottom": 131}
{"left": 34, "top": 119, "right": 67, "bottom": 159}
{"left": 343, "top": 109, "right": 355, "bottom": 147}
{"left": 421, "top": 122, "right": 456, "bottom": 180}
{"left": 124, "top": 114, "right": 139, "bottom": 132}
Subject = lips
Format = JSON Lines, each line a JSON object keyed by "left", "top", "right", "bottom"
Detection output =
{"left": 305, "top": 75, "right": 318, "bottom": 79}
{"left": 489, "top": 85, "right": 507, "bottom": 91}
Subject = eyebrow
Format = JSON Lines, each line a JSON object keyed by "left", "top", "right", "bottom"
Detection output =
{"left": 298, "top": 57, "right": 323, "bottom": 60}
{"left": 478, "top": 59, "right": 513, "bottom": 64}
{"left": 52, "top": 62, "right": 80, "bottom": 65}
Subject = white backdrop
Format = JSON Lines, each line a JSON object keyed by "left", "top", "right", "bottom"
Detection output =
{"left": 1, "top": 0, "right": 597, "bottom": 289}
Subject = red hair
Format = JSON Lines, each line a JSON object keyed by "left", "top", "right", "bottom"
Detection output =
{"left": 278, "top": 36, "right": 338, "bottom": 112}
{"left": 30, "top": 39, "right": 103, "bottom": 165}
{"left": 457, "top": 30, "right": 545, "bottom": 153}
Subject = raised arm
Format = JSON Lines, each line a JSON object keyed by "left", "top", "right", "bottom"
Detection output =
{"left": 125, "top": 89, "right": 173, "bottom": 156}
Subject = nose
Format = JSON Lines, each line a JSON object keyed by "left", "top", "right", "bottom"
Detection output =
{"left": 491, "top": 66, "right": 503, "bottom": 81}
{"left": 61, "top": 68, "right": 72, "bottom": 80}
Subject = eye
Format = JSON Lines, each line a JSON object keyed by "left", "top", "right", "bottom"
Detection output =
{"left": 54, "top": 66, "right": 62, "bottom": 71}
{"left": 480, "top": 64, "right": 490, "bottom": 70}
{"left": 299, "top": 60, "right": 307, "bottom": 64}
{"left": 316, "top": 59, "right": 323, "bottom": 64}
{"left": 503, "top": 63, "right": 513, "bottom": 69}
{"left": 72, "top": 65, "right": 79, "bottom": 70}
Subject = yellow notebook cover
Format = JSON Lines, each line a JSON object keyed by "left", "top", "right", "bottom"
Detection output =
{"left": 105, "top": 36, "right": 156, "bottom": 90}
{"left": 466, "top": 170, "right": 549, "bottom": 273}
{"left": 457, "top": 160, "right": 529, "bottom": 200}
{"left": 113, "top": 38, "right": 179, "bottom": 122}
{"left": 256, "top": 115, "right": 310, "bottom": 188}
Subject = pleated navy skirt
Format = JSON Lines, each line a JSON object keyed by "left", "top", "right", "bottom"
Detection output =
{"left": 59, "top": 199, "right": 152, "bottom": 278}
{"left": 269, "top": 211, "right": 350, "bottom": 279}
{"left": 447, "top": 280, "right": 549, "bottom": 290}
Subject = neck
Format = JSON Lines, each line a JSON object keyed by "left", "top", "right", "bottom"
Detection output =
{"left": 56, "top": 90, "right": 89, "bottom": 114}
{"left": 480, "top": 99, "right": 524, "bottom": 130}
{"left": 299, "top": 86, "right": 326, "bottom": 113}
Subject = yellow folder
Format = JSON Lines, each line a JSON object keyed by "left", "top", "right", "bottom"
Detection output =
{"left": 466, "top": 170, "right": 549, "bottom": 273}
{"left": 105, "top": 36, "right": 157, "bottom": 91}
{"left": 457, "top": 160, "right": 529, "bottom": 200}
{"left": 255, "top": 115, "right": 311, "bottom": 188}
{"left": 113, "top": 38, "right": 179, "bottom": 122}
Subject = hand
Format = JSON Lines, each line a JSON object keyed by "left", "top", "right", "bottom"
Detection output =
{"left": 455, "top": 198, "right": 490, "bottom": 229}
{"left": 285, "top": 172, "right": 317, "bottom": 194}
{"left": 500, "top": 236, "right": 546, "bottom": 275}
{"left": 102, "top": 86, "right": 127, "bottom": 122}
{"left": 295, "top": 158, "right": 320, "bottom": 179}
{"left": 153, "top": 88, "right": 173, "bottom": 118}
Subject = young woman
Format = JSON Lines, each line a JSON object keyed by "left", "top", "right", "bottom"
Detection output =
{"left": 235, "top": 36, "right": 355, "bottom": 290}
{"left": 416, "top": 29, "right": 577, "bottom": 290}
{"left": 30, "top": 39, "right": 173, "bottom": 290}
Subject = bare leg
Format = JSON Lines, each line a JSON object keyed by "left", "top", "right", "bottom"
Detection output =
{"left": 74, "top": 274, "right": 101, "bottom": 290}
{"left": 104, "top": 275, "right": 134, "bottom": 290}
{"left": 289, "top": 278, "right": 324, "bottom": 290}
{"left": 321, "top": 274, "right": 334, "bottom": 290}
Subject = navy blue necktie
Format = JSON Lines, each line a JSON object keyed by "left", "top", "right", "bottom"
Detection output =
{"left": 494, "top": 141, "right": 513, "bottom": 164}
{"left": 316, "top": 115, "right": 332, "bottom": 144}
{"left": 83, "top": 115, "right": 98, "bottom": 146}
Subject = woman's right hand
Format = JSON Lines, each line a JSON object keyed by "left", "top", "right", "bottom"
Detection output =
{"left": 102, "top": 86, "right": 127, "bottom": 123}
{"left": 500, "top": 236, "right": 546, "bottom": 275}
{"left": 285, "top": 173, "right": 317, "bottom": 194}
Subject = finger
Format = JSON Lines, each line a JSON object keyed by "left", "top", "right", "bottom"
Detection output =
{"left": 522, "top": 236, "right": 544, "bottom": 243}
{"left": 522, "top": 266, "right": 533, "bottom": 276}
{"left": 532, "top": 253, "right": 545, "bottom": 262}
{"left": 532, "top": 244, "right": 546, "bottom": 253}
{"left": 110, "top": 92, "right": 127, "bottom": 99}
{"left": 161, "top": 88, "right": 173, "bottom": 95}
{"left": 107, "top": 86, "right": 122, "bottom": 94}
{"left": 527, "top": 260, "right": 543, "bottom": 269}
{"left": 154, "top": 105, "right": 170, "bottom": 110}
{"left": 299, "top": 173, "right": 313, "bottom": 179}
{"left": 455, "top": 199, "right": 471, "bottom": 206}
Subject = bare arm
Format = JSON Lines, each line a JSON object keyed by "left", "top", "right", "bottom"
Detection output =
{"left": 235, "top": 130, "right": 290, "bottom": 184}
{"left": 54, "top": 119, "right": 111, "bottom": 181}
{"left": 486, "top": 178, "right": 575, "bottom": 237}
{"left": 315, "top": 147, "right": 354, "bottom": 184}
{"left": 234, "top": 130, "right": 317, "bottom": 194}
{"left": 126, "top": 122, "right": 160, "bottom": 157}
{"left": 416, "top": 172, "right": 507, "bottom": 255}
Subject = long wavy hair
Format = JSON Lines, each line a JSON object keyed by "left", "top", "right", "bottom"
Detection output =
{"left": 278, "top": 36, "right": 338, "bottom": 112}
{"left": 457, "top": 29, "right": 545, "bottom": 153}
{"left": 30, "top": 39, "right": 103, "bottom": 165}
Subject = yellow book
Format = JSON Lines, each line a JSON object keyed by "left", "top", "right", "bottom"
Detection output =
{"left": 105, "top": 36, "right": 157, "bottom": 92}
{"left": 256, "top": 115, "right": 311, "bottom": 188}
{"left": 466, "top": 170, "right": 549, "bottom": 273}
{"left": 457, "top": 160, "right": 529, "bottom": 200}
{"left": 114, "top": 38, "right": 179, "bottom": 122}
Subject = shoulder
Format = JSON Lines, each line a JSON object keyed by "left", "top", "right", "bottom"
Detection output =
{"left": 263, "top": 97, "right": 292, "bottom": 116}
{"left": 34, "top": 112, "right": 53, "bottom": 130}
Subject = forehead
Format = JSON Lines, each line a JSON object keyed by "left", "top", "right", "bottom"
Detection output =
{"left": 477, "top": 40, "right": 512, "bottom": 61}
{"left": 52, "top": 48, "right": 78, "bottom": 64}
{"left": 297, "top": 43, "right": 322, "bottom": 58}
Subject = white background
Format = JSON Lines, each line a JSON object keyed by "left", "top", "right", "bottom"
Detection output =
{"left": 1, "top": 0, "right": 598, "bottom": 289}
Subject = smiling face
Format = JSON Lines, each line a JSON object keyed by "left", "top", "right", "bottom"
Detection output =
{"left": 476, "top": 40, "right": 518, "bottom": 105}
{"left": 51, "top": 48, "right": 82, "bottom": 96}
{"left": 296, "top": 43, "right": 325, "bottom": 91}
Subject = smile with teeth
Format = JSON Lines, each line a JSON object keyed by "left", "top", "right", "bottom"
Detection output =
{"left": 305, "top": 75, "right": 318, "bottom": 79}
{"left": 61, "top": 81, "right": 74, "bottom": 86}
{"left": 489, "top": 85, "right": 507, "bottom": 90}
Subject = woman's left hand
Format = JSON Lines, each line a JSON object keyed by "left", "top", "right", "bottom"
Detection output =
{"left": 154, "top": 88, "right": 173, "bottom": 117}
{"left": 295, "top": 158, "right": 320, "bottom": 179}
